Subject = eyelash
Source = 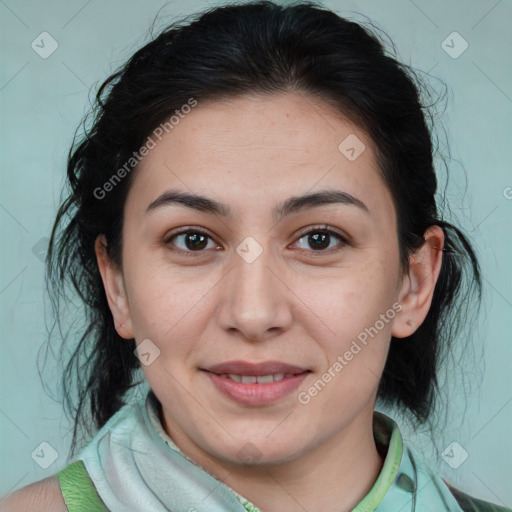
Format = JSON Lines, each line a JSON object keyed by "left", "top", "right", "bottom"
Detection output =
{"left": 164, "top": 225, "right": 349, "bottom": 257}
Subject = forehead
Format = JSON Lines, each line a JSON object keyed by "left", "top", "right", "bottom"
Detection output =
{"left": 126, "top": 92, "right": 395, "bottom": 222}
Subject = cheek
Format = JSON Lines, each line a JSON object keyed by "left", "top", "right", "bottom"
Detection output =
{"left": 123, "top": 253, "right": 217, "bottom": 347}
{"left": 297, "top": 260, "right": 397, "bottom": 392}
{"left": 297, "top": 259, "right": 399, "bottom": 339}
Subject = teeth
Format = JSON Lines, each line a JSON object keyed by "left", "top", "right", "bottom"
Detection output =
{"left": 223, "top": 373, "right": 289, "bottom": 383}
{"left": 256, "top": 374, "right": 274, "bottom": 384}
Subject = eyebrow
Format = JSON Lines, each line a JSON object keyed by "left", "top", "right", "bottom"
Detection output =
{"left": 145, "top": 188, "right": 369, "bottom": 221}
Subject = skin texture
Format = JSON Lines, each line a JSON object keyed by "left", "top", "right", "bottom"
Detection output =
{"left": 0, "top": 475, "right": 68, "bottom": 512}
{"left": 95, "top": 92, "right": 444, "bottom": 512}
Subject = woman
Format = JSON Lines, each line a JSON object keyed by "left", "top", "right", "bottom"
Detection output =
{"left": 2, "top": 1, "right": 509, "bottom": 510}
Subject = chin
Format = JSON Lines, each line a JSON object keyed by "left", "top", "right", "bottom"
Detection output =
{"left": 211, "top": 436, "right": 307, "bottom": 469}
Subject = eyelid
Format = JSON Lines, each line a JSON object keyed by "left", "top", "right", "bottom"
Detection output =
{"left": 293, "top": 224, "right": 349, "bottom": 244}
{"left": 290, "top": 224, "right": 349, "bottom": 254}
{"left": 164, "top": 226, "right": 213, "bottom": 243}
{"left": 163, "top": 226, "right": 219, "bottom": 256}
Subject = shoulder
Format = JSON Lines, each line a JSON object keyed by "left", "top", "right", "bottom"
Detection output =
{"left": 448, "top": 484, "right": 512, "bottom": 512}
{"left": 0, "top": 475, "right": 68, "bottom": 512}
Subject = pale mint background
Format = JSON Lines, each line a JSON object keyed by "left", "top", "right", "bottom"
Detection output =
{"left": 1, "top": 0, "right": 511, "bottom": 506}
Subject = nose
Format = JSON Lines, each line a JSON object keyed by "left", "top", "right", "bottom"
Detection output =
{"left": 216, "top": 243, "right": 293, "bottom": 343}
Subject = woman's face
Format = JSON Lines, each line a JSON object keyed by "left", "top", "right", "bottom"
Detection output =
{"left": 99, "top": 92, "right": 419, "bottom": 469}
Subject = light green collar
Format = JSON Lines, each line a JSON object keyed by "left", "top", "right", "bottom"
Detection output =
{"left": 353, "top": 412, "right": 403, "bottom": 511}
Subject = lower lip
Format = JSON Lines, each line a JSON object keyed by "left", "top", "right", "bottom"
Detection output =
{"left": 203, "top": 371, "right": 309, "bottom": 406}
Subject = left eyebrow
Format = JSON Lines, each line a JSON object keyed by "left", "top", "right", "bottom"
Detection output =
{"left": 273, "top": 189, "right": 369, "bottom": 220}
{"left": 145, "top": 188, "right": 369, "bottom": 221}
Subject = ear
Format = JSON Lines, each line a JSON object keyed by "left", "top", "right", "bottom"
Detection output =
{"left": 392, "top": 225, "right": 444, "bottom": 338}
{"left": 94, "top": 235, "right": 134, "bottom": 339}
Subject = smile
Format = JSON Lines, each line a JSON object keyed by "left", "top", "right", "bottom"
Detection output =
{"left": 218, "top": 373, "right": 295, "bottom": 383}
{"left": 201, "top": 360, "right": 311, "bottom": 405}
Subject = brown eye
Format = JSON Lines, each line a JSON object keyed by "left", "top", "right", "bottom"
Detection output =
{"left": 165, "top": 229, "right": 221, "bottom": 254}
{"left": 293, "top": 227, "right": 348, "bottom": 253}
{"left": 307, "top": 232, "right": 331, "bottom": 250}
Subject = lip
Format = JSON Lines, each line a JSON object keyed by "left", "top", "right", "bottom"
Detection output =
{"left": 204, "top": 360, "right": 309, "bottom": 376}
{"left": 201, "top": 360, "right": 311, "bottom": 406}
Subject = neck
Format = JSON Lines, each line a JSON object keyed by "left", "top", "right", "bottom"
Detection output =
{"left": 162, "top": 404, "right": 384, "bottom": 512}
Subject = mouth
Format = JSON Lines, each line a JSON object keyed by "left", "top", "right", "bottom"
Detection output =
{"left": 203, "top": 360, "right": 310, "bottom": 377}
{"left": 201, "top": 360, "right": 311, "bottom": 406}
{"left": 209, "top": 373, "right": 304, "bottom": 384}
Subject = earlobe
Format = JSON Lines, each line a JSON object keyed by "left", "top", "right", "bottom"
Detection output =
{"left": 392, "top": 225, "right": 444, "bottom": 339}
{"left": 94, "top": 235, "right": 134, "bottom": 339}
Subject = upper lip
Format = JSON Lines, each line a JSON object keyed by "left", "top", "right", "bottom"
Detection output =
{"left": 203, "top": 360, "right": 310, "bottom": 376}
